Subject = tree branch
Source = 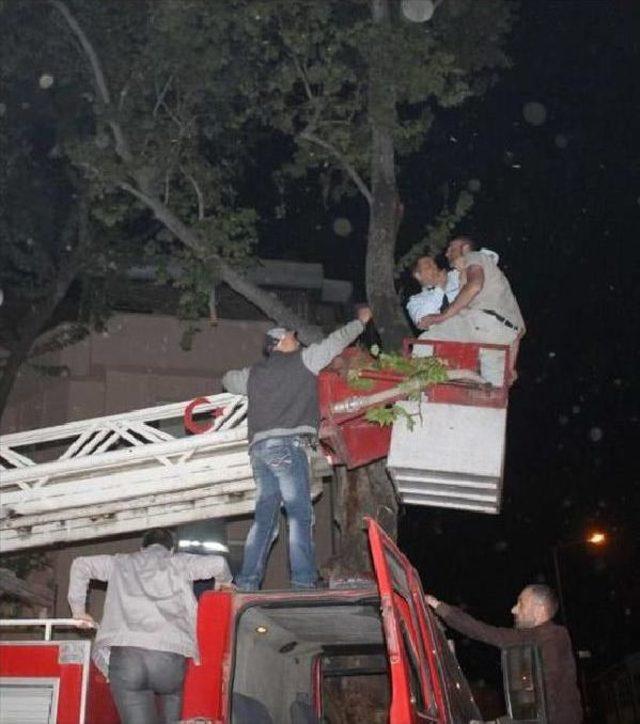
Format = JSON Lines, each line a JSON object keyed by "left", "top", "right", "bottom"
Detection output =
{"left": 117, "top": 181, "right": 322, "bottom": 343}
{"left": 153, "top": 74, "right": 173, "bottom": 117}
{"left": 50, "top": 0, "right": 323, "bottom": 345}
{"left": 49, "top": 0, "right": 132, "bottom": 163}
{"left": 299, "top": 130, "right": 372, "bottom": 205}
{"left": 180, "top": 166, "right": 205, "bottom": 221}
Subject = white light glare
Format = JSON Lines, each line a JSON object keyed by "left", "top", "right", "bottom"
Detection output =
{"left": 178, "top": 539, "right": 228, "bottom": 553}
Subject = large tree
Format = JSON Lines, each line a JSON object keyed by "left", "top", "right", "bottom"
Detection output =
{"left": 1, "top": 0, "right": 514, "bottom": 561}
{"left": 233, "top": 0, "right": 513, "bottom": 345}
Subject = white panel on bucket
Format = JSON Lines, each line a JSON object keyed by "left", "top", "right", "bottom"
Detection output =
{"left": 387, "top": 400, "right": 507, "bottom": 514}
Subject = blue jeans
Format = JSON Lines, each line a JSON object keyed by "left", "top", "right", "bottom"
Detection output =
{"left": 236, "top": 436, "right": 317, "bottom": 591}
{"left": 108, "top": 646, "right": 186, "bottom": 724}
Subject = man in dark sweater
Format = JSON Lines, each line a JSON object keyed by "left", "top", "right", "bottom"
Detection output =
{"left": 222, "top": 309, "right": 371, "bottom": 591}
{"left": 427, "top": 585, "right": 582, "bottom": 724}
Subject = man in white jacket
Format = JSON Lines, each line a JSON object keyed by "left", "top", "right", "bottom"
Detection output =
{"left": 68, "top": 527, "right": 232, "bottom": 724}
{"left": 417, "top": 236, "right": 523, "bottom": 385}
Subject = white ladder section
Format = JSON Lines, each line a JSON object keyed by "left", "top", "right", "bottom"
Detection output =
{"left": 0, "top": 395, "right": 327, "bottom": 552}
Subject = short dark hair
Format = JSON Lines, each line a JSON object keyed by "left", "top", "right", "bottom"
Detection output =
{"left": 451, "top": 234, "right": 480, "bottom": 251}
{"left": 527, "top": 584, "right": 559, "bottom": 617}
{"left": 142, "top": 528, "right": 175, "bottom": 551}
{"left": 412, "top": 254, "right": 449, "bottom": 273}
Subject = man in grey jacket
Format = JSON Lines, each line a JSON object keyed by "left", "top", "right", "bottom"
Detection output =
{"left": 68, "top": 527, "right": 232, "bottom": 724}
{"left": 223, "top": 308, "right": 371, "bottom": 591}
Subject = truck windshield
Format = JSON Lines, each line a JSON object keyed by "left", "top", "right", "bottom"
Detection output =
{"left": 230, "top": 600, "right": 388, "bottom": 724}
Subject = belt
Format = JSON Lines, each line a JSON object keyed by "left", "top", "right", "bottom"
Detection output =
{"left": 482, "top": 309, "right": 518, "bottom": 331}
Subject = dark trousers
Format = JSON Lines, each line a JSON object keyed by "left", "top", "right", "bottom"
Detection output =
{"left": 108, "top": 646, "right": 186, "bottom": 724}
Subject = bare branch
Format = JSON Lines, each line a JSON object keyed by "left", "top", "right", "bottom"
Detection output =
{"left": 180, "top": 166, "right": 205, "bottom": 221}
{"left": 292, "top": 54, "right": 314, "bottom": 103}
{"left": 163, "top": 171, "right": 171, "bottom": 205}
{"left": 116, "top": 181, "right": 322, "bottom": 343}
{"left": 299, "top": 130, "right": 372, "bottom": 205}
{"left": 153, "top": 74, "right": 174, "bottom": 118}
{"left": 289, "top": 53, "right": 372, "bottom": 205}
{"left": 118, "top": 81, "right": 130, "bottom": 112}
{"left": 49, "top": 0, "right": 132, "bottom": 163}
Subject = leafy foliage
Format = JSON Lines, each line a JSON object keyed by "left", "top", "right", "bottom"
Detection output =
{"left": 345, "top": 349, "right": 447, "bottom": 428}
{"left": 364, "top": 403, "right": 416, "bottom": 431}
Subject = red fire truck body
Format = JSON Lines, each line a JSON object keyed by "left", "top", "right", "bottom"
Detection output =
{"left": 0, "top": 520, "right": 480, "bottom": 724}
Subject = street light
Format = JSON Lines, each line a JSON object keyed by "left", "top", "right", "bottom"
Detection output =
{"left": 586, "top": 531, "right": 606, "bottom": 545}
{"left": 552, "top": 532, "right": 607, "bottom": 625}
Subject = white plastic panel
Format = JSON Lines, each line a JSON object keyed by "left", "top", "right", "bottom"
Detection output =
{"left": 387, "top": 401, "right": 506, "bottom": 514}
{"left": 0, "top": 678, "right": 59, "bottom": 724}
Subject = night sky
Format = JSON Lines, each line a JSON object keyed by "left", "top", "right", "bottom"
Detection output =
{"left": 258, "top": 0, "right": 640, "bottom": 684}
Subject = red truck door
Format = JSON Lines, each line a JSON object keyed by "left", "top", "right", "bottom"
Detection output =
{"left": 366, "top": 517, "right": 447, "bottom": 723}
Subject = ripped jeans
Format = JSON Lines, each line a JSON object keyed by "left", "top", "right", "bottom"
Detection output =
{"left": 236, "top": 435, "right": 316, "bottom": 591}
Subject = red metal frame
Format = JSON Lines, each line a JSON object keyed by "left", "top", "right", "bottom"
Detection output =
{"left": 402, "top": 338, "right": 510, "bottom": 408}
{"left": 366, "top": 518, "right": 448, "bottom": 722}
{"left": 181, "top": 590, "right": 233, "bottom": 722}
{"left": 183, "top": 397, "right": 225, "bottom": 434}
{"left": 0, "top": 640, "right": 117, "bottom": 724}
{"left": 317, "top": 340, "right": 510, "bottom": 470}
{"left": 317, "top": 349, "right": 399, "bottom": 469}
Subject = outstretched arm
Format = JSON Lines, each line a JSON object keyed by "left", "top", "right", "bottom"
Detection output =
{"left": 427, "top": 595, "right": 529, "bottom": 648}
{"left": 418, "top": 265, "right": 484, "bottom": 329}
{"left": 301, "top": 318, "right": 366, "bottom": 375}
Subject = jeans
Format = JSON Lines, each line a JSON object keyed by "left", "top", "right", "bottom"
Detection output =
{"left": 236, "top": 436, "right": 316, "bottom": 591}
{"left": 108, "top": 646, "right": 186, "bottom": 724}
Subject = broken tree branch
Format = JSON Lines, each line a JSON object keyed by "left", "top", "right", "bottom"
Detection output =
{"left": 49, "top": 0, "right": 132, "bottom": 163}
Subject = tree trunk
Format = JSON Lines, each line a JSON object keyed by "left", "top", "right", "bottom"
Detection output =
{"left": 322, "top": 461, "right": 399, "bottom": 579}
{"left": 321, "top": 0, "right": 411, "bottom": 579}
{"left": 0, "top": 204, "right": 87, "bottom": 423}
{"left": 366, "top": 0, "right": 411, "bottom": 350}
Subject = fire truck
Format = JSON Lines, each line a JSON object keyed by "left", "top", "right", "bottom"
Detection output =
{"left": 1, "top": 340, "right": 548, "bottom": 722}
{"left": 0, "top": 518, "right": 548, "bottom": 723}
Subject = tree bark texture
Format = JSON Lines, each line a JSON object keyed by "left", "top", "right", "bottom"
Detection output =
{"left": 322, "top": 461, "right": 399, "bottom": 579}
{"left": 366, "top": 0, "right": 411, "bottom": 350}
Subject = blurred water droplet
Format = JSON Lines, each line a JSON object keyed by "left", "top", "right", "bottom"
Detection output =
{"left": 523, "top": 101, "right": 547, "bottom": 126}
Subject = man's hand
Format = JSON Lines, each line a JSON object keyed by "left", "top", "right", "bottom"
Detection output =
{"left": 73, "top": 612, "right": 97, "bottom": 629}
{"left": 425, "top": 594, "right": 441, "bottom": 610}
{"left": 417, "top": 313, "right": 446, "bottom": 330}
{"left": 356, "top": 305, "right": 372, "bottom": 325}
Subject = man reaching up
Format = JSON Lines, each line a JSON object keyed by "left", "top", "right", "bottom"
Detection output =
{"left": 223, "top": 307, "right": 371, "bottom": 592}
{"left": 427, "top": 585, "right": 582, "bottom": 724}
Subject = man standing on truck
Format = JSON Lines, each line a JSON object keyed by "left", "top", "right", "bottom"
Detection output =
{"left": 222, "top": 308, "right": 372, "bottom": 592}
{"left": 427, "top": 584, "right": 583, "bottom": 724}
{"left": 68, "top": 527, "right": 232, "bottom": 724}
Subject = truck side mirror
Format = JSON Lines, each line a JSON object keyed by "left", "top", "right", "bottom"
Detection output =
{"left": 501, "top": 644, "right": 548, "bottom": 723}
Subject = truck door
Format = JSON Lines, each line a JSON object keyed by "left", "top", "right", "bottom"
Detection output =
{"left": 366, "top": 517, "right": 445, "bottom": 723}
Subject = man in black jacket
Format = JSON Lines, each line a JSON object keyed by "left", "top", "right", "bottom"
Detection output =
{"left": 222, "top": 308, "right": 371, "bottom": 592}
{"left": 427, "top": 585, "right": 582, "bottom": 724}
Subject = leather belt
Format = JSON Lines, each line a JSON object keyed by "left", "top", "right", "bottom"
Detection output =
{"left": 482, "top": 309, "right": 518, "bottom": 331}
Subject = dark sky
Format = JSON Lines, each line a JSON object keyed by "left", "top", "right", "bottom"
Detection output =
{"left": 260, "top": 0, "right": 640, "bottom": 686}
